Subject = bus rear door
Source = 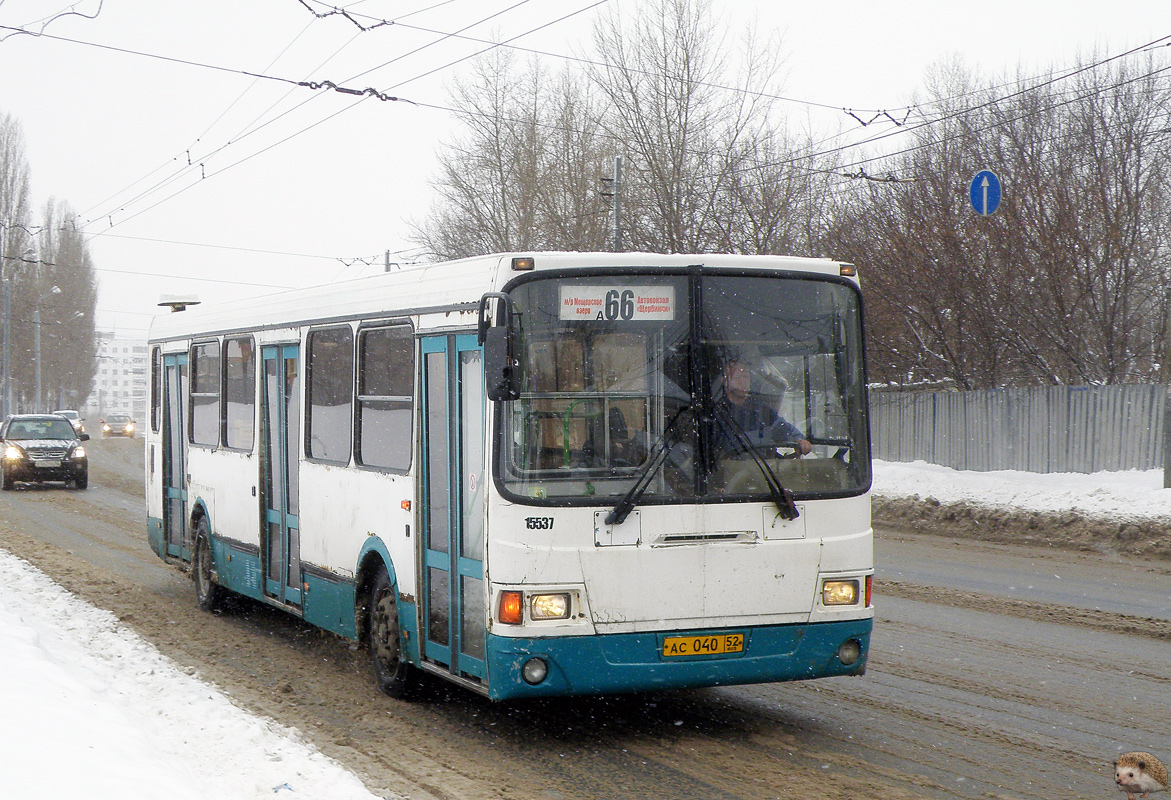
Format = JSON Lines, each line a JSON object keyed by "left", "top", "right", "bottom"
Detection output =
{"left": 162, "top": 353, "right": 189, "bottom": 560}
{"left": 260, "top": 344, "right": 302, "bottom": 607}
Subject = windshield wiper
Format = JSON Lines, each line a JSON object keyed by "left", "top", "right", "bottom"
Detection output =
{"left": 710, "top": 401, "right": 800, "bottom": 521}
{"left": 605, "top": 405, "right": 690, "bottom": 526}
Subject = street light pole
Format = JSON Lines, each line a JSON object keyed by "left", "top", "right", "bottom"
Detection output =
{"left": 33, "top": 302, "right": 38, "bottom": 412}
{"left": 34, "top": 283, "right": 61, "bottom": 412}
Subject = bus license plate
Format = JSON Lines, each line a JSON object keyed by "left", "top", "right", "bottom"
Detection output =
{"left": 662, "top": 633, "right": 745, "bottom": 658}
{"left": 35, "top": 459, "right": 61, "bottom": 468}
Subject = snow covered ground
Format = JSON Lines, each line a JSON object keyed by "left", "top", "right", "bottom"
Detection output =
{"left": 872, "top": 460, "right": 1171, "bottom": 523}
{"left": 1, "top": 460, "right": 1168, "bottom": 799}
{"left": 0, "top": 548, "right": 389, "bottom": 800}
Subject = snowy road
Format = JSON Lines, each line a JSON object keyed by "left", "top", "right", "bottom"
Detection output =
{"left": 880, "top": 530, "right": 1171, "bottom": 621}
{"left": 1, "top": 437, "right": 1167, "bottom": 799}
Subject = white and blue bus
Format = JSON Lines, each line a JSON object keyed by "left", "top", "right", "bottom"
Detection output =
{"left": 146, "top": 252, "right": 873, "bottom": 701}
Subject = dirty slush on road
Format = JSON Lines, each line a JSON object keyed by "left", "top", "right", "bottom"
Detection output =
{"left": 2, "top": 437, "right": 1167, "bottom": 799}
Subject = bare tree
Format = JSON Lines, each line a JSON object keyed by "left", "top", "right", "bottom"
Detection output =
{"left": 414, "top": 0, "right": 803, "bottom": 259}
{"left": 24, "top": 201, "right": 98, "bottom": 410}
{"left": 0, "top": 112, "right": 33, "bottom": 266}
{"left": 848, "top": 55, "right": 1171, "bottom": 388}
{"left": 0, "top": 112, "right": 34, "bottom": 414}
{"left": 415, "top": 8, "right": 1171, "bottom": 391}
{"left": 1000, "top": 56, "right": 1171, "bottom": 384}
{"left": 586, "top": 0, "right": 787, "bottom": 253}
{"left": 411, "top": 50, "right": 611, "bottom": 259}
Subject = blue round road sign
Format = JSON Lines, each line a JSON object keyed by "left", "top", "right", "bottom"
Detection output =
{"left": 970, "top": 170, "right": 1002, "bottom": 216}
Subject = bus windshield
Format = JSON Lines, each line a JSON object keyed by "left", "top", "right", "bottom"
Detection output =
{"left": 497, "top": 270, "right": 870, "bottom": 505}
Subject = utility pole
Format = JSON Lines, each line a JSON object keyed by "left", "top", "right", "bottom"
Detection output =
{"left": 1, "top": 220, "right": 9, "bottom": 418}
{"left": 611, "top": 156, "right": 623, "bottom": 252}
{"left": 1163, "top": 283, "right": 1171, "bottom": 488}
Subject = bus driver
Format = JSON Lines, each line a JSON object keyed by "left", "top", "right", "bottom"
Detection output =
{"left": 717, "top": 360, "right": 812, "bottom": 456}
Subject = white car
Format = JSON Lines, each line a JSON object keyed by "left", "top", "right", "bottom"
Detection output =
{"left": 51, "top": 409, "right": 85, "bottom": 435}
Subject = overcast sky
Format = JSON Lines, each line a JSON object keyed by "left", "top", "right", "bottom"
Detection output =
{"left": 0, "top": 0, "right": 1165, "bottom": 338}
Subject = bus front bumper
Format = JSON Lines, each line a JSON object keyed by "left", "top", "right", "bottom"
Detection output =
{"left": 485, "top": 617, "right": 871, "bottom": 701}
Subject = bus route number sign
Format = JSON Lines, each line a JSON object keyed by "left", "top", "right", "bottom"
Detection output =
{"left": 662, "top": 632, "right": 745, "bottom": 658}
{"left": 559, "top": 286, "right": 676, "bottom": 322}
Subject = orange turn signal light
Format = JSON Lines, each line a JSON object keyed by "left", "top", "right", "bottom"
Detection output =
{"left": 498, "top": 590, "right": 524, "bottom": 624}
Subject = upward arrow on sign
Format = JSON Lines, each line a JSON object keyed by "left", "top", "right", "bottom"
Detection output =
{"left": 970, "top": 170, "right": 1002, "bottom": 216}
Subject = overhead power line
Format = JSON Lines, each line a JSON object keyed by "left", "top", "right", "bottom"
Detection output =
{"left": 0, "top": 0, "right": 103, "bottom": 42}
{"left": 293, "top": 0, "right": 917, "bottom": 120}
{"left": 73, "top": 0, "right": 607, "bottom": 232}
{"left": 0, "top": 24, "right": 419, "bottom": 104}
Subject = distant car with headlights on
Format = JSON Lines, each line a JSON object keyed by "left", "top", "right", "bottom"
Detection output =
{"left": 51, "top": 408, "right": 85, "bottom": 435}
{"left": 1, "top": 414, "right": 89, "bottom": 490}
{"left": 101, "top": 413, "right": 136, "bottom": 438}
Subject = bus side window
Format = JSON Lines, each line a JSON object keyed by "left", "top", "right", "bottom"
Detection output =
{"left": 307, "top": 326, "right": 354, "bottom": 464}
{"left": 223, "top": 337, "right": 256, "bottom": 450}
{"left": 190, "top": 341, "right": 220, "bottom": 446}
{"left": 150, "top": 346, "right": 162, "bottom": 434}
{"left": 356, "top": 324, "right": 414, "bottom": 471}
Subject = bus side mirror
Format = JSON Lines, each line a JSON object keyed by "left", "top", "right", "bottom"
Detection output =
{"left": 483, "top": 326, "right": 520, "bottom": 401}
{"left": 478, "top": 292, "right": 520, "bottom": 401}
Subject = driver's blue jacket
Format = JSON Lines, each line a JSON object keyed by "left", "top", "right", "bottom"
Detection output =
{"left": 718, "top": 396, "right": 805, "bottom": 448}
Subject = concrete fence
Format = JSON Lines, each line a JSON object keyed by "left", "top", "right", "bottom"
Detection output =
{"left": 870, "top": 385, "right": 1166, "bottom": 474}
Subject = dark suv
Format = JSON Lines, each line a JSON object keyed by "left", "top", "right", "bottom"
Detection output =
{"left": 1, "top": 414, "right": 90, "bottom": 490}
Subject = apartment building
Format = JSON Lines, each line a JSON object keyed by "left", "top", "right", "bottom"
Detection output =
{"left": 84, "top": 330, "right": 149, "bottom": 422}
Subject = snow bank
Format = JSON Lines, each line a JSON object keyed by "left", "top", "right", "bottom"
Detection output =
{"left": 873, "top": 460, "right": 1171, "bottom": 523}
{"left": 0, "top": 549, "right": 386, "bottom": 800}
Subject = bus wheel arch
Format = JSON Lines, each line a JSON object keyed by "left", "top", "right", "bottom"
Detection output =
{"left": 191, "top": 510, "right": 227, "bottom": 612}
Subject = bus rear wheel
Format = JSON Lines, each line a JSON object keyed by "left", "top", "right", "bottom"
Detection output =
{"left": 369, "top": 565, "right": 417, "bottom": 699}
{"left": 193, "top": 517, "right": 227, "bottom": 612}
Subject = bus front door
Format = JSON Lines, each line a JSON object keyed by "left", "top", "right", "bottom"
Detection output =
{"left": 162, "top": 353, "right": 189, "bottom": 561}
{"left": 420, "top": 334, "right": 487, "bottom": 683}
{"left": 260, "top": 344, "right": 302, "bottom": 608}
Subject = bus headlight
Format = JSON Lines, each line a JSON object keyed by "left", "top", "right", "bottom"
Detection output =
{"left": 530, "top": 593, "right": 570, "bottom": 620}
{"left": 498, "top": 589, "right": 576, "bottom": 624}
{"left": 821, "top": 579, "right": 859, "bottom": 606}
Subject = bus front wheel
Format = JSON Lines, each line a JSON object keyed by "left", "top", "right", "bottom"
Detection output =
{"left": 369, "top": 565, "right": 417, "bottom": 699}
{"left": 193, "top": 517, "right": 227, "bottom": 612}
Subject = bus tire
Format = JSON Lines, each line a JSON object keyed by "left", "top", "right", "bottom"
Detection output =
{"left": 369, "top": 565, "right": 417, "bottom": 699}
{"left": 193, "top": 517, "right": 227, "bottom": 612}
